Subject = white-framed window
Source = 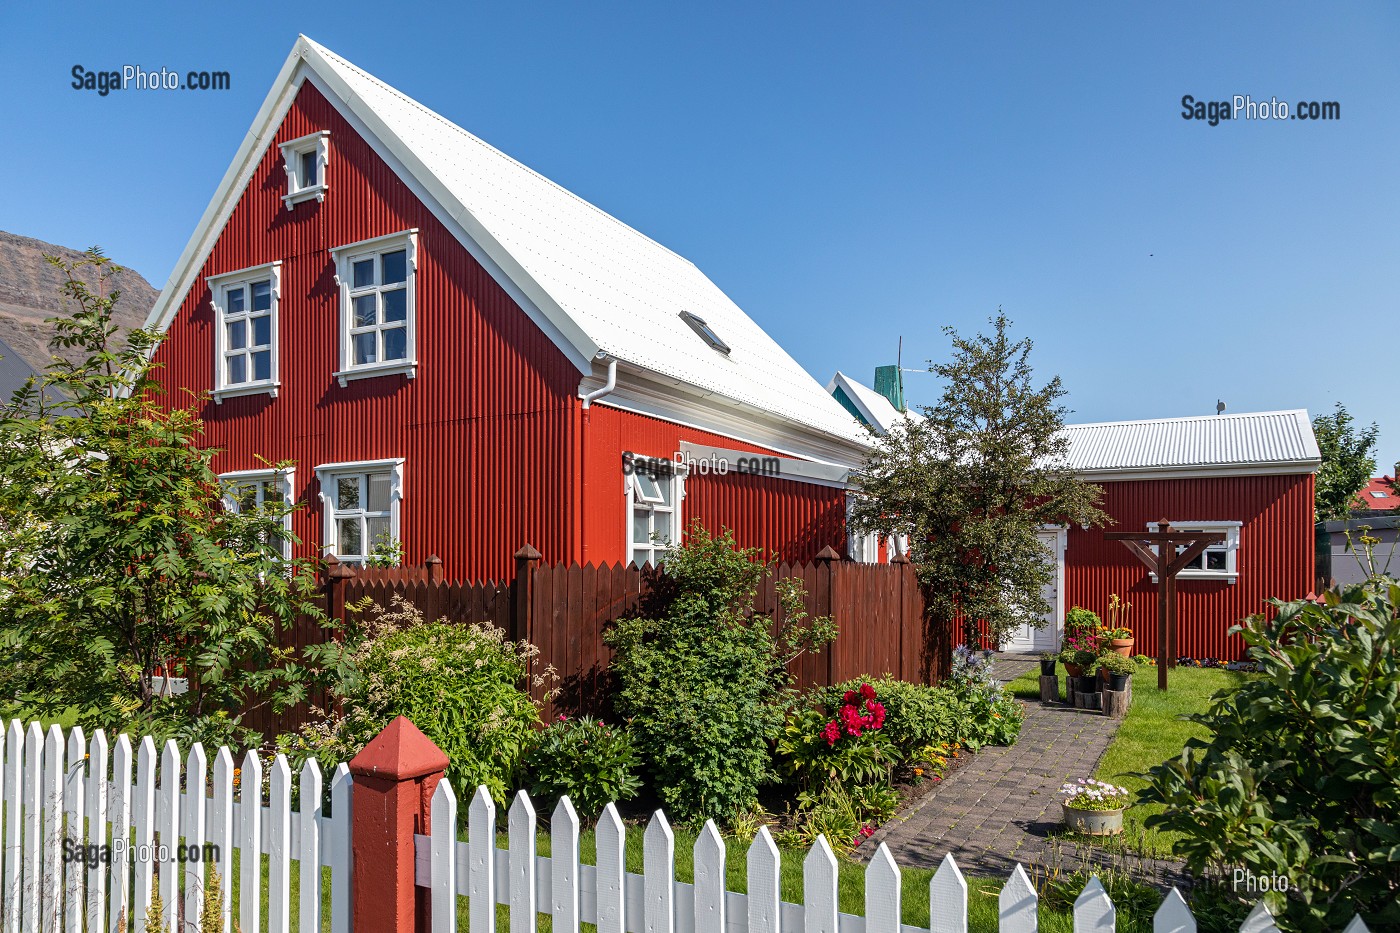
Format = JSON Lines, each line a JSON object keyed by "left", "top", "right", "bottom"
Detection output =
{"left": 846, "top": 496, "right": 881, "bottom": 563}
{"left": 624, "top": 453, "right": 685, "bottom": 567}
{"left": 330, "top": 230, "right": 418, "bottom": 385}
{"left": 1149, "top": 520, "right": 1242, "bottom": 582}
{"left": 219, "top": 468, "right": 295, "bottom": 558}
{"left": 314, "top": 459, "right": 405, "bottom": 563}
{"left": 280, "top": 131, "right": 329, "bottom": 209}
{"left": 207, "top": 262, "right": 280, "bottom": 402}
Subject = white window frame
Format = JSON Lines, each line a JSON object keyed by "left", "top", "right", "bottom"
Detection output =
{"left": 207, "top": 261, "right": 281, "bottom": 402}
{"left": 1149, "top": 520, "right": 1242, "bottom": 583}
{"left": 314, "top": 458, "right": 406, "bottom": 563}
{"left": 330, "top": 230, "right": 419, "bottom": 385}
{"left": 280, "top": 130, "right": 329, "bottom": 210}
{"left": 846, "top": 496, "right": 881, "bottom": 563}
{"left": 624, "top": 453, "right": 686, "bottom": 567}
{"left": 219, "top": 467, "right": 295, "bottom": 559}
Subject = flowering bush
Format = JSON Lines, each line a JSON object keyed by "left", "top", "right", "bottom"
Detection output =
{"left": 1060, "top": 778, "right": 1131, "bottom": 811}
{"left": 947, "top": 648, "right": 1025, "bottom": 749}
{"left": 525, "top": 715, "right": 641, "bottom": 820}
{"left": 824, "top": 683, "right": 886, "bottom": 744}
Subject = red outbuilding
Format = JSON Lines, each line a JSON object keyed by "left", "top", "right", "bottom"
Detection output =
{"left": 830, "top": 372, "right": 1321, "bottom": 662}
{"left": 144, "top": 37, "right": 877, "bottom": 582}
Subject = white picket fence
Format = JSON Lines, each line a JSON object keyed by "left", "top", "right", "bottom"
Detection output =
{"left": 0, "top": 720, "right": 352, "bottom": 933}
{"left": 413, "top": 782, "right": 1377, "bottom": 933}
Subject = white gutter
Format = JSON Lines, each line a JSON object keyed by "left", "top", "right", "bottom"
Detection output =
{"left": 579, "top": 357, "right": 617, "bottom": 410}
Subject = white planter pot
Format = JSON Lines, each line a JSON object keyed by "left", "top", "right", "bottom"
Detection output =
{"left": 1061, "top": 803, "right": 1125, "bottom": 835}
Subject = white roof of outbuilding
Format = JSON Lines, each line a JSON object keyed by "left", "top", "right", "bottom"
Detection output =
{"left": 1060, "top": 409, "right": 1320, "bottom": 478}
{"left": 826, "top": 371, "right": 924, "bottom": 435}
{"left": 146, "top": 36, "right": 870, "bottom": 449}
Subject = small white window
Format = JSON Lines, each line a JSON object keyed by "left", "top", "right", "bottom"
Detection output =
{"left": 280, "top": 131, "right": 329, "bottom": 209}
{"left": 625, "top": 454, "right": 685, "bottom": 567}
{"left": 208, "top": 262, "right": 280, "bottom": 402}
{"left": 1149, "top": 520, "right": 1242, "bottom": 582}
{"left": 315, "top": 459, "right": 405, "bottom": 564}
{"left": 846, "top": 496, "right": 881, "bottom": 563}
{"left": 330, "top": 231, "right": 418, "bottom": 385}
{"left": 1370, "top": 491, "right": 1388, "bottom": 499}
{"left": 220, "top": 468, "right": 295, "bottom": 559}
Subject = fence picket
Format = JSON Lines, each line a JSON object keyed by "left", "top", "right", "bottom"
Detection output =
{"left": 108, "top": 734, "right": 132, "bottom": 933}
{"left": 1072, "top": 876, "right": 1114, "bottom": 933}
{"left": 132, "top": 736, "right": 157, "bottom": 931}
{"left": 3, "top": 720, "right": 21, "bottom": 933}
{"left": 550, "top": 797, "right": 580, "bottom": 933}
{"left": 865, "top": 844, "right": 901, "bottom": 933}
{"left": 430, "top": 780, "right": 458, "bottom": 933}
{"left": 239, "top": 751, "right": 263, "bottom": 933}
{"left": 329, "top": 763, "right": 354, "bottom": 933}
{"left": 210, "top": 748, "right": 235, "bottom": 933}
{"left": 184, "top": 743, "right": 208, "bottom": 932}
{"left": 86, "top": 730, "right": 109, "bottom": 933}
{"left": 64, "top": 727, "right": 86, "bottom": 933}
{"left": 693, "top": 821, "right": 726, "bottom": 933}
{"left": 41, "top": 724, "right": 64, "bottom": 933}
{"left": 21, "top": 722, "right": 40, "bottom": 933}
{"left": 802, "top": 836, "right": 838, "bottom": 933}
{"left": 999, "top": 864, "right": 1037, "bottom": 933}
{"left": 929, "top": 853, "right": 967, "bottom": 933}
{"left": 267, "top": 754, "right": 292, "bottom": 933}
{"left": 1153, "top": 888, "right": 1195, "bottom": 933}
{"left": 468, "top": 786, "right": 497, "bottom": 933}
{"left": 509, "top": 791, "right": 538, "bottom": 933}
{"left": 643, "top": 810, "right": 676, "bottom": 933}
{"left": 158, "top": 739, "right": 181, "bottom": 933}
{"left": 746, "top": 827, "right": 780, "bottom": 933}
{"left": 595, "top": 803, "right": 625, "bottom": 933}
{"left": 299, "top": 759, "right": 323, "bottom": 933}
{"left": 1239, "top": 902, "right": 1280, "bottom": 933}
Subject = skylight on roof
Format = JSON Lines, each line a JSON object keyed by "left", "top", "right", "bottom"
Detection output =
{"left": 680, "top": 310, "right": 731, "bottom": 355}
{"left": 1370, "top": 491, "right": 1389, "bottom": 498}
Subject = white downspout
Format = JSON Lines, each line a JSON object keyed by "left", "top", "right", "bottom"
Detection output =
{"left": 580, "top": 356, "right": 617, "bottom": 410}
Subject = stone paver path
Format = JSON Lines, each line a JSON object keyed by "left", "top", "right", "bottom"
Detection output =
{"left": 860, "top": 653, "right": 1189, "bottom": 886}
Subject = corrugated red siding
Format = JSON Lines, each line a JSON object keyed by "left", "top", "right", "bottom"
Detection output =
{"left": 1065, "top": 473, "right": 1315, "bottom": 661}
{"left": 579, "top": 404, "right": 848, "bottom": 564}
{"left": 150, "top": 81, "right": 851, "bottom": 579}
{"left": 151, "top": 82, "right": 582, "bottom": 582}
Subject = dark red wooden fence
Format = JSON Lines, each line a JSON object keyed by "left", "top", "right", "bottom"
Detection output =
{"left": 252, "top": 546, "right": 946, "bottom": 736}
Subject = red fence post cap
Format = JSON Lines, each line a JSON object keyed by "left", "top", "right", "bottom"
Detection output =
{"left": 814, "top": 545, "right": 841, "bottom": 562}
{"left": 348, "top": 716, "right": 449, "bottom": 782}
{"left": 514, "top": 543, "right": 543, "bottom": 561}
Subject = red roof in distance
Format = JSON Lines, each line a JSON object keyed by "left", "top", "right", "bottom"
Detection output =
{"left": 1354, "top": 476, "right": 1399, "bottom": 513}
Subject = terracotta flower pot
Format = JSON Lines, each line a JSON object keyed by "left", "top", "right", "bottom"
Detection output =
{"left": 1064, "top": 662, "right": 1084, "bottom": 678}
{"left": 1062, "top": 803, "right": 1125, "bottom": 836}
{"left": 1111, "top": 638, "right": 1134, "bottom": 657}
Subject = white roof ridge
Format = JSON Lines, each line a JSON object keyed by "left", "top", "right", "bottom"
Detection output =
{"left": 1064, "top": 408, "right": 1310, "bottom": 430}
{"left": 301, "top": 37, "right": 697, "bottom": 269}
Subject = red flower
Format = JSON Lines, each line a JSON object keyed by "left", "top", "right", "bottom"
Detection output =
{"left": 859, "top": 683, "right": 876, "bottom": 701}
{"left": 821, "top": 721, "right": 841, "bottom": 746}
{"left": 843, "top": 690, "right": 858, "bottom": 705}
{"left": 840, "top": 703, "right": 865, "bottom": 736}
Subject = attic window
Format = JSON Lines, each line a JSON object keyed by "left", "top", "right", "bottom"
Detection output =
{"left": 680, "top": 311, "right": 730, "bottom": 355}
{"left": 280, "top": 131, "right": 329, "bottom": 209}
{"left": 1371, "top": 491, "right": 1389, "bottom": 498}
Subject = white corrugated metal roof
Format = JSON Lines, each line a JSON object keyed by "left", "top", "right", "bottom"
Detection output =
{"left": 1060, "top": 409, "right": 1320, "bottom": 475}
{"left": 826, "top": 371, "right": 924, "bottom": 435}
{"left": 300, "top": 39, "right": 869, "bottom": 446}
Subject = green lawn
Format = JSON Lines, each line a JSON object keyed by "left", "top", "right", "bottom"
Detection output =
{"left": 1005, "top": 665, "right": 1247, "bottom": 857}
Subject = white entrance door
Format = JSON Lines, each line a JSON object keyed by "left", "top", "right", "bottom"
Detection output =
{"left": 1004, "top": 528, "right": 1066, "bottom": 652}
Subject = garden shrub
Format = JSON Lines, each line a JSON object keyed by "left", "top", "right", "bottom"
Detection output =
{"left": 524, "top": 715, "right": 641, "bottom": 820}
{"left": 946, "top": 647, "right": 1025, "bottom": 749}
{"left": 283, "top": 597, "right": 552, "bottom": 804}
{"left": 1141, "top": 578, "right": 1400, "bottom": 931}
{"left": 606, "top": 524, "right": 834, "bottom": 824}
{"left": 811, "top": 677, "right": 961, "bottom": 759}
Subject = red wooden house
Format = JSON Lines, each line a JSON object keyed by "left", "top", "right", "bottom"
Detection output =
{"left": 830, "top": 372, "right": 1321, "bottom": 661}
{"left": 144, "top": 37, "right": 877, "bottom": 581}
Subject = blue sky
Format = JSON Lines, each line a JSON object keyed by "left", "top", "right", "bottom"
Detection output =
{"left": 2, "top": 2, "right": 1397, "bottom": 470}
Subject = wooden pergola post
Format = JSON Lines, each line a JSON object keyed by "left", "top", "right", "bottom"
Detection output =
{"left": 1103, "top": 519, "right": 1226, "bottom": 690}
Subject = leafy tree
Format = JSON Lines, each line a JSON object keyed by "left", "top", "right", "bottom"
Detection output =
{"left": 1141, "top": 580, "right": 1400, "bottom": 931}
{"left": 0, "top": 250, "right": 328, "bottom": 748}
{"left": 1313, "top": 403, "right": 1380, "bottom": 522}
{"left": 605, "top": 523, "right": 835, "bottom": 823}
{"left": 851, "top": 313, "right": 1106, "bottom": 649}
